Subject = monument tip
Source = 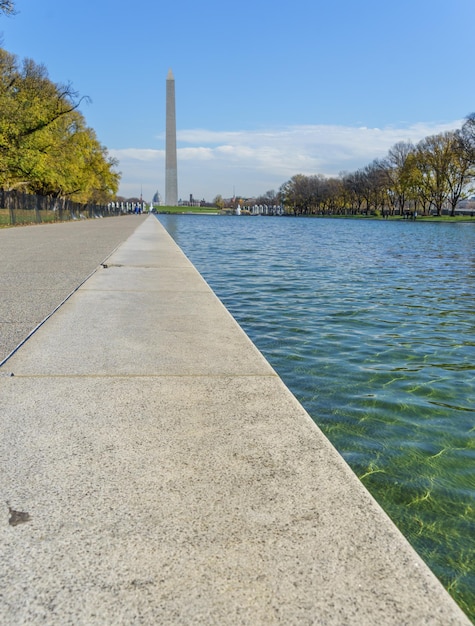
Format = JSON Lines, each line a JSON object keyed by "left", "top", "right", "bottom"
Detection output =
{"left": 167, "top": 68, "right": 174, "bottom": 80}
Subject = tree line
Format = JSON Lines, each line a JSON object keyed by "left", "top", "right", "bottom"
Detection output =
{"left": 0, "top": 41, "right": 120, "bottom": 203}
{"left": 256, "top": 116, "right": 475, "bottom": 217}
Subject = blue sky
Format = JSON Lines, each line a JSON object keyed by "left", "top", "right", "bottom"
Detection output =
{"left": 2, "top": 0, "right": 474, "bottom": 202}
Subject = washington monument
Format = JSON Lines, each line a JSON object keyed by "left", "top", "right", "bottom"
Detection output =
{"left": 165, "top": 68, "right": 178, "bottom": 206}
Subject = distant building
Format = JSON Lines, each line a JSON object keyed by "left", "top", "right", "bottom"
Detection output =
{"left": 152, "top": 191, "right": 162, "bottom": 206}
{"left": 456, "top": 198, "right": 475, "bottom": 214}
{"left": 180, "top": 194, "right": 203, "bottom": 207}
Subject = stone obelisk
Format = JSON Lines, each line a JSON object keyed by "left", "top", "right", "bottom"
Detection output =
{"left": 165, "top": 68, "right": 178, "bottom": 206}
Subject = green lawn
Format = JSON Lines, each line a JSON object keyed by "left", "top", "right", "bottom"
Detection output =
{"left": 155, "top": 206, "right": 220, "bottom": 214}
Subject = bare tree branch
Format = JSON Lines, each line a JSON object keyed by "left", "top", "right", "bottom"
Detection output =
{"left": 0, "top": 1, "right": 16, "bottom": 17}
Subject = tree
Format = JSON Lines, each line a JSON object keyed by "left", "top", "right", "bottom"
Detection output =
{"left": 0, "top": 1, "right": 15, "bottom": 16}
{"left": 446, "top": 131, "right": 475, "bottom": 215}
{"left": 0, "top": 50, "right": 86, "bottom": 188}
{"left": 459, "top": 113, "right": 475, "bottom": 163}
{"left": 320, "top": 177, "right": 343, "bottom": 213}
{"left": 280, "top": 174, "right": 322, "bottom": 215}
{"left": 256, "top": 189, "right": 278, "bottom": 207}
{"left": 381, "top": 141, "right": 415, "bottom": 215}
{"left": 362, "top": 161, "right": 390, "bottom": 214}
{"left": 213, "top": 194, "right": 224, "bottom": 209}
{"left": 0, "top": 47, "right": 119, "bottom": 200}
{"left": 25, "top": 111, "right": 119, "bottom": 202}
{"left": 412, "top": 134, "right": 453, "bottom": 216}
{"left": 341, "top": 170, "right": 367, "bottom": 213}
{"left": 410, "top": 131, "right": 475, "bottom": 216}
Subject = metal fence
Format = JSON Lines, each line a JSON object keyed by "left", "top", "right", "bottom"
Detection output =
{"left": 0, "top": 189, "right": 127, "bottom": 226}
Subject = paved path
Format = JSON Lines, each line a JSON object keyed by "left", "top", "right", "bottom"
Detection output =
{"left": 0, "top": 215, "right": 147, "bottom": 363}
{"left": 0, "top": 216, "right": 470, "bottom": 625}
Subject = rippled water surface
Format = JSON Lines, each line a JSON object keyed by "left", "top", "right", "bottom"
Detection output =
{"left": 157, "top": 214, "right": 475, "bottom": 621}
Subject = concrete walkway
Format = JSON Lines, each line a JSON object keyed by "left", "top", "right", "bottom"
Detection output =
{"left": 0, "top": 215, "right": 470, "bottom": 625}
{"left": 0, "top": 214, "right": 147, "bottom": 363}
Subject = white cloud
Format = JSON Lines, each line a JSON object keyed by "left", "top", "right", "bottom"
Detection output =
{"left": 178, "top": 147, "right": 215, "bottom": 161}
{"left": 111, "top": 120, "right": 462, "bottom": 202}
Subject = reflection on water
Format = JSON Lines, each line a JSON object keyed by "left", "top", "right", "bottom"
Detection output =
{"left": 157, "top": 214, "right": 475, "bottom": 622}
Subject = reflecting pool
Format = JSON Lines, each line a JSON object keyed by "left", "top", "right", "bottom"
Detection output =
{"left": 156, "top": 214, "right": 475, "bottom": 621}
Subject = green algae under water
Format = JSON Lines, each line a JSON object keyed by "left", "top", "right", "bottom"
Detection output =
{"left": 157, "top": 214, "right": 475, "bottom": 622}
